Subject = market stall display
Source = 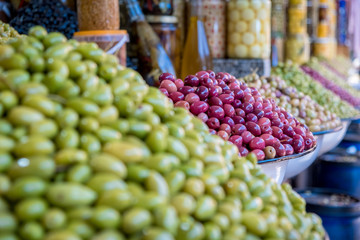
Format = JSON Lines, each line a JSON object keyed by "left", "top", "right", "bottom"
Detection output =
{"left": 301, "top": 64, "right": 360, "bottom": 107}
{"left": 305, "top": 58, "right": 360, "bottom": 106}
{"left": 158, "top": 71, "right": 317, "bottom": 161}
{"left": 0, "top": 26, "right": 327, "bottom": 240}
{"left": 227, "top": 0, "right": 271, "bottom": 59}
{"left": 243, "top": 74, "right": 341, "bottom": 132}
{"left": 272, "top": 63, "right": 360, "bottom": 119}
{"left": 323, "top": 55, "right": 354, "bottom": 79}
{"left": 9, "top": 0, "right": 78, "bottom": 39}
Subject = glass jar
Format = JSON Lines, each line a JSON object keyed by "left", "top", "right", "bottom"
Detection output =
{"left": 181, "top": 0, "right": 213, "bottom": 79}
{"left": 173, "top": 0, "right": 185, "bottom": 76}
{"left": 328, "top": 0, "right": 337, "bottom": 39}
{"left": 146, "top": 15, "right": 178, "bottom": 65}
{"left": 227, "top": 0, "right": 271, "bottom": 59}
{"left": 271, "top": 1, "right": 286, "bottom": 64}
{"left": 73, "top": 30, "right": 129, "bottom": 66}
{"left": 288, "top": 0, "right": 307, "bottom": 8}
{"left": 142, "top": 0, "right": 173, "bottom": 15}
{"left": 287, "top": 5, "right": 307, "bottom": 35}
{"left": 77, "top": 0, "right": 120, "bottom": 31}
{"left": 316, "top": 2, "right": 330, "bottom": 38}
{"left": 271, "top": 2, "right": 286, "bottom": 37}
{"left": 285, "top": 34, "right": 310, "bottom": 64}
{"left": 313, "top": 38, "right": 337, "bottom": 59}
{"left": 203, "top": 0, "right": 226, "bottom": 58}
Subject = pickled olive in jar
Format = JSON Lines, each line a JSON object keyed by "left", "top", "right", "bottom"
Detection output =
{"left": 227, "top": 0, "right": 271, "bottom": 58}
{"left": 287, "top": 6, "right": 307, "bottom": 35}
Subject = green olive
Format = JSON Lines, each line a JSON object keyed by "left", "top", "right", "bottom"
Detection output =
{"left": 42, "top": 208, "right": 67, "bottom": 230}
{"left": 90, "top": 206, "right": 121, "bottom": 229}
{"left": 19, "top": 221, "right": 44, "bottom": 240}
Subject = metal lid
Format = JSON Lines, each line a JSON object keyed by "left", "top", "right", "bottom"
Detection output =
{"left": 297, "top": 188, "right": 360, "bottom": 217}
{"left": 146, "top": 15, "right": 178, "bottom": 24}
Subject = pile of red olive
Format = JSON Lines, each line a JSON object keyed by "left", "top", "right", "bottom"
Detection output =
{"left": 158, "top": 71, "right": 316, "bottom": 160}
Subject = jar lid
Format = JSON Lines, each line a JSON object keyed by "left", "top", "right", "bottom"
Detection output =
{"left": 74, "top": 30, "right": 128, "bottom": 36}
{"left": 73, "top": 30, "right": 129, "bottom": 42}
{"left": 313, "top": 37, "right": 337, "bottom": 44}
{"left": 146, "top": 15, "right": 178, "bottom": 24}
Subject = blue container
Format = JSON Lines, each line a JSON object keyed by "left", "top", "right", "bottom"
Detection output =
{"left": 314, "top": 154, "right": 360, "bottom": 198}
{"left": 297, "top": 188, "right": 360, "bottom": 240}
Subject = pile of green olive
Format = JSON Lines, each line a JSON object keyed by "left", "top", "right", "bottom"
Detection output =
{"left": 0, "top": 21, "right": 21, "bottom": 44}
{"left": 243, "top": 74, "right": 342, "bottom": 132}
{"left": 272, "top": 63, "right": 360, "bottom": 119}
{"left": 0, "top": 26, "right": 325, "bottom": 240}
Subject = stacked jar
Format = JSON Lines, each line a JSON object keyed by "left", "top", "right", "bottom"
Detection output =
{"left": 227, "top": 0, "right": 271, "bottom": 59}
{"left": 285, "top": 0, "right": 310, "bottom": 64}
{"left": 313, "top": 0, "right": 337, "bottom": 59}
{"left": 203, "top": 0, "right": 226, "bottom": 58}
{"left": 271, "top": 0, "right": 286, "bottom": 64}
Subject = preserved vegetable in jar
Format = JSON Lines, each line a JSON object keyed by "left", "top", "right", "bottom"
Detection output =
{"left": 285, "top": 34, "right": 310, "bottom": 64}
{"left": 146, "top": 15, "right": 178, "bottom": 65}
{"left": 271, "top": 2, "right": 286, "bottom": 37}
{"left": 142, "top": 0, "right": 173, "bottom": 15}
{"left": 287, "top": 6, "right": 307, "bottom": 35}
{"left": 271, "top": 1, "right": 286, "bottom": 64}
{"left": 288, "top": 0, "right": 307, "bottom": 7}
{"left": 77, "top": 0, "right": 120, "bottom": 31}
{"left": 203, "top": 0, "right": 226, "bottom": 58}
{"left": 227, "top": 0, "right": 271, "bottom": 59}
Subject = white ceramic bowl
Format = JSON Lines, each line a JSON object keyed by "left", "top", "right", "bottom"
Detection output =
{"left": 259, "top": 146, "right": 318, "bottom": 184}
{"left": 284, "top": 144, "right": 320, "bottom": 179}
{"left": 259, "top": 160, "right": 289, "bottom": 184}
{"left": 315, "top": 121, "right": 350, "bottom": 156}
